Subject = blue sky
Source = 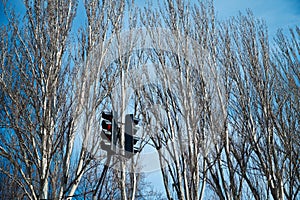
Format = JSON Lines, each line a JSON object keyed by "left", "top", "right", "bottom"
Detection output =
{"left": 1, "top": 0, "right": 300, "bottom": 37}
{"left": 214, "top": 0, "right": 300, "bottom": 36}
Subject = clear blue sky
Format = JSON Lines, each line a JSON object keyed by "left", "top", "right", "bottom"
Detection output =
{"left": 214, "top": 0, "right": 300, "bottom": 36}
{"left": 1, "top": 0, "right": 300, "bottom": 36}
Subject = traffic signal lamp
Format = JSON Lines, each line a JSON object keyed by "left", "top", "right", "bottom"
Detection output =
{"left": 124, "top": 114, "right": 140, "bottom": 156}
{"left": 101, "top": 111, "right": 117, "bottom": 152}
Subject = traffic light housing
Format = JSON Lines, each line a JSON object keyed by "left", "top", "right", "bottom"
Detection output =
{"left": 124, "top": 114, "right": 140, "bottom": 156}
{"left": 101, "top": 111, "right": 117, "bottom": 152}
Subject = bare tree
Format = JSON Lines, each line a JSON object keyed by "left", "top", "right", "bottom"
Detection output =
{"left": 0, "top": 0, "right": 78, "bottom": 198}
{"left": 0, "top": 0, "right": 124, "bottom": 199}
{"left": 138, "top": 1, "right": 225, "bottom": 199}
{"left": 269, "top": 26, "right": 300, "bottom": 200}
{"left": 214, "top": 11, "right": 299, "bottom": 200}
{"left": 138, "top": 2, "right": 298, "bottom": 200}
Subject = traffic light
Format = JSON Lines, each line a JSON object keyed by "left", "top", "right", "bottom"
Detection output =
{"left": 124, "top": 114, "right": 140, "bottom": 156}
{"left": 101, "top": 111, "right": 117, "bottom": 152}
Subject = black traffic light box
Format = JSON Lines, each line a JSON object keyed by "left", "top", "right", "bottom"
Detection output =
{"left": 124, "top": 114, "right": 140, "bottom": 155}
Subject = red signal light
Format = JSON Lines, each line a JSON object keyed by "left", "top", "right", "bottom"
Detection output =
{"left": 102, "top": 121, "right": 112, "bottom": 131}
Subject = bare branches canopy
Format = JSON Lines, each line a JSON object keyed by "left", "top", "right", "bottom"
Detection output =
{"left": 0, "top": 0, "right": 299, "bottom": 199}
